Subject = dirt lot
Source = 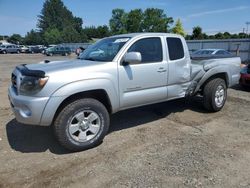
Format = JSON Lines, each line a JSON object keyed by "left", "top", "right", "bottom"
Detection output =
{"left": 0, "top": 54, "right": 250, "bottom": 188}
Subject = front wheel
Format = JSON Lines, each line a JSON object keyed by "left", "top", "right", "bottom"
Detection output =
{"left": 54, "top": 98, "right": 110, "bottom": 151}
{"left": 203, "top": 78, "right": 227, "bottom": 112}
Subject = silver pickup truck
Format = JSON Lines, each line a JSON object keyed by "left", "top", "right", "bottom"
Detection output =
{"left": 8, "top": 33, "right": 241, "bottom": 151}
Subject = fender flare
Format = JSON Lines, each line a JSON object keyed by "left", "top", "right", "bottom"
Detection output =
{"left": 194, "top": 66, "right": 230, "bottom": 94}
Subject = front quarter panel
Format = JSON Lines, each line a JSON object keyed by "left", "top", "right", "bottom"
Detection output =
{"left": 40, "top": 78, "right": 119, "bottom": 126}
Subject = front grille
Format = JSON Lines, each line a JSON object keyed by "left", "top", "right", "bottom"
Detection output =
{"left": 11, "top": 73, "right": 17, "bottom": 89}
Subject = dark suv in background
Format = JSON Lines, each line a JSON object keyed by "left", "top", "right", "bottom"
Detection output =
{"left": 26, "top": 46, "right": 44, "bottom": 53}
{"left": 45, "top": 46, "right": 71, "bottom": 56}
{"left": 0, "top": 45, "right": 21, "bottom": 54}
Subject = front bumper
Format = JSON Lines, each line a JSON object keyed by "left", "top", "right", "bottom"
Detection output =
{"left": 8, "top": 86, "right": 49, "bottom": 125}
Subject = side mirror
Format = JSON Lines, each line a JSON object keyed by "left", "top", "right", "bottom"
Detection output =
{"left": 122, "top": 52, "right": 142, "bottom": 65}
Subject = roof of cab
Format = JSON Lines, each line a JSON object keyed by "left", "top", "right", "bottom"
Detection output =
{"left": 109, "top": 32, "right": 182, "bottom": 38}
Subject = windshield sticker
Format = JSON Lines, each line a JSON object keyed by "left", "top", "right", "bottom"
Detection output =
{"left": 113, "top": 38, "right": 130, "bottom": 43}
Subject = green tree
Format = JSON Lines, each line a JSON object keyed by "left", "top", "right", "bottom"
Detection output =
{"left": 172, "top": 19, "right": 185, "bottom": 36}
{"left": 37, "top": 0, "right": 85, "bottom": 43}
{"left": 24, "top": 30, "right": 44, "bottom": 45}
{"left": 185, "top": 34, "right": 192, "bottom": 40}
{"left": 61, "top": 26, "right": 82, "bottom": 43}
{"left": 44, "top": 28, "right": 62, "bottom": 44}
{"left": 223, "top": 32, "right": 231, "bottom": 39}
{"left": 238, "top": 32, "right": 248, "bottom": 38}
{"left": 192, "top": 26, "right": 203, "bottom": 39}
{"left": 214, "top": 32, "right": 224, "bottom": 39}
{"left": 109, "top": 9, "right": 127, "bottom": 34}
{"left": 83, "top": 26, "right": 97, "bottom": 39}
{"left": 7, "top": 34, "right": 24, "bottom": 44}
{"left": 96, "top": 25, "right": 110, "bottom": 38}
{"left": 126, "top": 9, "right": 143, "bottom": 33}
{"left": 83, "top": 25, "right": 110, "bottom": 39}
{"left": 37, "top": 0, "right": 82, "bottom": 32}
{"left": 141, "top": 8, "right": 173, "bottom": 32}
{"left": 0, "top": 35, "right": 8, "bottom": 41}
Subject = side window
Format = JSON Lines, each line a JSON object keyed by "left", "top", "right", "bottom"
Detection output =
{"left": 167, "top": 37, "right": 184, "bottom": 60}
{"left": 216, "top": 50, "right": 229, "bottom": 55}
{"left": 216, "top": 50, "right": 223, "bottom": 55}
{"left": 128, "top": 37, "right": 162, "bottom": 63}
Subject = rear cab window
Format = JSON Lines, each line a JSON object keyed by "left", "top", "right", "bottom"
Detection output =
{"left": 166, "top": 37, "right": 184, "bottom": 61}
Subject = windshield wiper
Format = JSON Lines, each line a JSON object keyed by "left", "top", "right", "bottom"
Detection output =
{"left": 82, "top": 57, "right": 96, "bottom": 61}
{"left": 82, "top": 57, "right": 109, "bottom": 62}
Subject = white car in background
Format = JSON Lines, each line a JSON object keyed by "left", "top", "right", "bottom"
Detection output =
{"left": 19, "top": 45, "right": 29, "bottom": 53}
{"left": 191, "top": 49, "right": 234, "bottom": 59}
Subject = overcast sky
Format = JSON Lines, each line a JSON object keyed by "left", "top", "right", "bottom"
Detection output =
{"left": 0, "top": 0, "right": 249, "bottom": 36}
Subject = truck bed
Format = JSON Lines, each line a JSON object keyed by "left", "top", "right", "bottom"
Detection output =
{"left": 187, "top": 57, "right": 241, "bottom": 95}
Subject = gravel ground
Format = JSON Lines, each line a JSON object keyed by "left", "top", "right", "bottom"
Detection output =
{"left": 0, "top": 54, "right": 250, "bottom": 188}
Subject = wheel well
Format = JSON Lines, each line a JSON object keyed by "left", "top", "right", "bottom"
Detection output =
{"left": 53, "top": 89, "right": 112, "bottom": 123}
{"left": 200, "top": 73, "right": 228, "bottom": 93}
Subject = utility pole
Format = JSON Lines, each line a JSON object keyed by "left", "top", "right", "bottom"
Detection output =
{"left": 246, "top": 22, "right": 250, "bottom": 35}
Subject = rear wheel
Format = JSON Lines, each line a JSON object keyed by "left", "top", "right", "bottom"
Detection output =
{"left": 3, "top": 50, "right": 7, "bottom": 54}
{"left": 54, "top": 98, "right": 110, "bottom": 151}
{"left": 203, "top": 78, "right": 227, "bottom": 112}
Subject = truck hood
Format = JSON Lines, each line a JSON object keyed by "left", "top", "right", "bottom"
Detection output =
{"left": 13, "top": 58, "right": 116, "bottom": 97}
{"left": 25, "top": 59, "right": 106, "bottom": 75}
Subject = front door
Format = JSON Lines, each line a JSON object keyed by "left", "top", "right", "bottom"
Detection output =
{"left": 118, "top": 37, "right": 168, "bottom": 109}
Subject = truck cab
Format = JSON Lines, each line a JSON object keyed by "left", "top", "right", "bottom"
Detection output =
{"left": 115, "top": 34, "right": 191, "bottom": 109}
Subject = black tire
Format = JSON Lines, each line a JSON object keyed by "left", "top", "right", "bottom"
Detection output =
{"left": 17, "top": 50, "right": 20, "bottom": 54}
{"left": 54, "top": 98, "right": 110, "bottom": 151}
{"left": 3, "top": 50, "right": 7, "bottom": 54}
{"left": 203, "top": 78, "right": 227, "bottom": 112}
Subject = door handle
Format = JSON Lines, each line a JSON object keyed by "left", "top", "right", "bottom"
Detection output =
{"left": 157, "top": 69, "right": 166, "bottom": 73}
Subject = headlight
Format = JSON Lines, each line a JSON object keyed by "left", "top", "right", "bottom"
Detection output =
{"left": 20, "top": 76, "right": 48, "bottom": 95}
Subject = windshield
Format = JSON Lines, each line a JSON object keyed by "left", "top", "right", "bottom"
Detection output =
{"left": 79, "top": 37, "right": 130, "bottom": 62}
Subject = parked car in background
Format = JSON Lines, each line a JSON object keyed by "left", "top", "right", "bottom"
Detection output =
{"left": 45, "top": 46, "right": 71, "bottom": 56}
{"left": 0, "top": 44, "right": 21, "bottom": 54}
{"left": 41, "top": 45, "right": 56, "bottom": 54}
{"left": 37, "top": 45, "right": 46, "bottom": 53}
{"left": 191, "top": 49, "right": 234, "bottom": 59}
{"left": 239, "top": 64, "right": 250, "bottom": 88}
{"left": 26, "top": 46, "right": 43, "bottom": 53}
{"left": 19, "top": 45, "right": 29, "bottom": 53}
